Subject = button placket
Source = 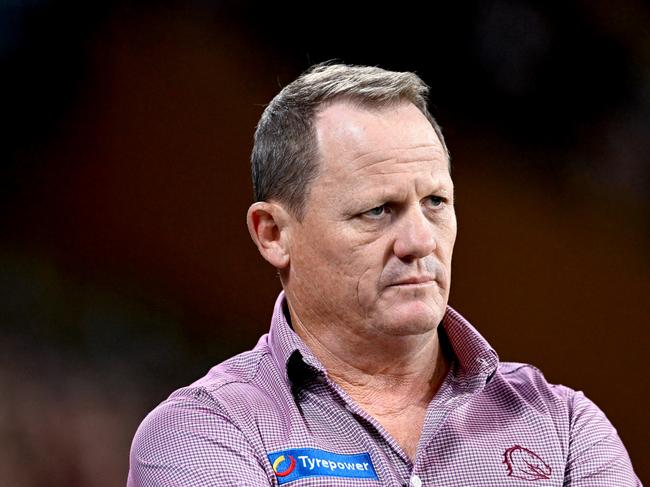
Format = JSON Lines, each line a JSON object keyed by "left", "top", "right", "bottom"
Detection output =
{"left": 409, "top": 473, "right": 422, "bottom": 487}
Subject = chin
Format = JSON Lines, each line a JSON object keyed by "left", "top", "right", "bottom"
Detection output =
{"left": 374, "top": 299, "right": 445, "bottom": 337}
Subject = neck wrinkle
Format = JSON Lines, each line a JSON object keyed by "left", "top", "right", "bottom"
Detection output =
{"left": 287, "top": 298, "right": 448, "bottom": 410}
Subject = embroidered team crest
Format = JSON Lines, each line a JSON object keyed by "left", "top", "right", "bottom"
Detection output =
{"left": 268, "top": 448, "right": 378, "bottom": 485}
{"left": 503, "top": 445, "right": 552, "bottom": 481}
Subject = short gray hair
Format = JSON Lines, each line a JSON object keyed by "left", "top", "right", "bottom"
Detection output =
{"left": 251, "top": 62, "right": 449, "bottom": 220}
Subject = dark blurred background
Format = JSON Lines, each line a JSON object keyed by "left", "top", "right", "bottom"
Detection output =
{"left": 0, "top": 0, "right": 648, "bottom": 485}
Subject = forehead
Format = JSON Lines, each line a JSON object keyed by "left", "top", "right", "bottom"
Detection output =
{"left": 312, "top": 101, "right": 450, "bottom": 191}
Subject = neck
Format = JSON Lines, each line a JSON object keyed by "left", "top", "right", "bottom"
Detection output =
{"left": 287, "top": 300, "right": 449, "bottom": 414}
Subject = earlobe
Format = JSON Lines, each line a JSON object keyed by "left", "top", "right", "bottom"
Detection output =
{"left": 246, "top": 202, "right": 291, "bottom": 269}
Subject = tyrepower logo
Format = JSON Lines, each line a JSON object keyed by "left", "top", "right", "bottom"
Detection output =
{"left": 272, "top": 454, "right": 296, "bottom": 477}
{"left": 268, "top": 448, "right": 378, "bottom": 485}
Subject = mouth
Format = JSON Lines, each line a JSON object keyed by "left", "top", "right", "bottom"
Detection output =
{"left": 388, "top": 276, "right": 437, "bottom": 287}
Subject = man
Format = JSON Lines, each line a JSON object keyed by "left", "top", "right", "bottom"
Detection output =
{"left": 128, "top": 63, "right": 640, "bottom": 486}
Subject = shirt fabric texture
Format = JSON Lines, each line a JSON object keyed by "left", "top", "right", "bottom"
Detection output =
{"left": 128, "top": 292, "right": 640, "bottom": 486}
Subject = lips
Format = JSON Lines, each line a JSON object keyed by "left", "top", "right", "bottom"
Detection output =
{"left": 389, "top": 275, "right": 437, "bottom": 286}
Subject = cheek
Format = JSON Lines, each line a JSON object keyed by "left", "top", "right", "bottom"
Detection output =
{"left": 437, "top": 216, "right": 457, "bottom": 259}
{"left": 446, "top": 213, "right": 458, "bottom": 246}
{"left": 332, "top": 244, "right": 380, "bottom": 296}
{"left": 291, "top": 220, "right": 387, "bottom": 309}
{"left": 293, "top": 230, "right": 364, "bottom": 289}
{"left": 347, "top": 242, "right": 388, "bottom": 310}
{"left": 353, "top": 263, "right": 381, "bottom": 309}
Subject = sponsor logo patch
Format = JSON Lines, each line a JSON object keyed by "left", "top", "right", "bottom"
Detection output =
{"left": 268, "top": 448, "right": 378, "bottom": 484}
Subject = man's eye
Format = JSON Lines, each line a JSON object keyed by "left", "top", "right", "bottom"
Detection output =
{"left": 365, "top": 205, "right": 389, "bottom": 218}
{"left": 426, "top": 196, "right": 444, "bottom": 207}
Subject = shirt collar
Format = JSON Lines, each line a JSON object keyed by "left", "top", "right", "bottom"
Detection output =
{"left": 441, "top": 305, "right": 499, "bottom": 383}
{"left": 268, "top": 290, "right": 499, "bottom": 385}
{"left": 268, "top": 291, "right": 327, "bottom": 383}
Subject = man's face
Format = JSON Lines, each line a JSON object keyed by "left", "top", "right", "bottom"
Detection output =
{"left": 285, "top": 101, "right": 456, "bottom": 339}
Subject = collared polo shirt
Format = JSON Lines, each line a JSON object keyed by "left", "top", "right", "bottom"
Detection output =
{"left": 128, "top": 292, "right": 640, "bottom": 486}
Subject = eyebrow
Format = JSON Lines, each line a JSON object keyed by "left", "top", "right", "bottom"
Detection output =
{"left": 351, "top": 183, "right": 455, "bottom": 209}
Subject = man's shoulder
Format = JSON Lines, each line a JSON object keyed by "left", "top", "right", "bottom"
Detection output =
{"left": 186, "top": 344, "right": 271, "bottom": 394}
{"left": 128, "top": 344, "right": 278, "bottom": 485}
{"left": 477, "top": 362, "right": 640, "bottom": 484}
{"left": 497, "top": 361, "right": 569, "bottom": 389}
{"left": 131, "top": 338, "right": 285, "bottom": 449}
{"left": 142, "top": 336, "right": 289, "bottom": 425}
{"left": 492, "top": 361, "right": 576, "bottom": 408}
{"left": 488, "top": 361, "right": 628, "bottom": 438}
{"left": 170, "top": 339, "right": 286, "bottom": 408}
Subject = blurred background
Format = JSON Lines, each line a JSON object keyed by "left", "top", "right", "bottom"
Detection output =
{"left": 0, "top": 0, "right": 648, "bottom": 485}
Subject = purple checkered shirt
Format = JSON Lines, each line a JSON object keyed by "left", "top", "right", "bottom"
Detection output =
{"left": 128, "top": 292, "right": 640, "bottom": 486}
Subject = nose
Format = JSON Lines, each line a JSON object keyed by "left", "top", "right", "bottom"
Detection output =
{"left": 392, "top": 205, "right": 437, "bottom": 260}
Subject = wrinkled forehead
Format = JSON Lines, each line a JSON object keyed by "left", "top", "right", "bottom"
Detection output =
{"left": 313, "top": 101, "right": 449, "bottom": 185}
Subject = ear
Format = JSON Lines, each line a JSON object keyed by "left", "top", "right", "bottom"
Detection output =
{"left": 246, "top": 201, "right": 293, "bottom": 269}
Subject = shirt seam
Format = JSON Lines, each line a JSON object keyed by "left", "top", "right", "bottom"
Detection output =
{"left": 500, "top": 363, "right": 541, "bottom": 376}
{"left": 198, "top": 348, "right": 272, "bottom": 395}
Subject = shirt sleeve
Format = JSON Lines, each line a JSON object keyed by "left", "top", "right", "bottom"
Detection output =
{"left": 563, "top": 389, "right": 641, "bottom": 486}
{"left": 127, "top": 388, "right": 272, "bottom": 487}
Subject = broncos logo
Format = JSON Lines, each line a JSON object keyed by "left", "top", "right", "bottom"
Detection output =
{"left": 503, "top": 445, "right": 552, "bottom": 481}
